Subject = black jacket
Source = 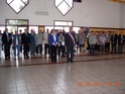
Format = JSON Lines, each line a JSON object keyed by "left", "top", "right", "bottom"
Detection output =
{"left": 2, "top": 32, "right": 12, "bottom": 46}
{"left": 111, "top": 34, "right": 118, "bottom": 44}
{"left": 118, "top": 34, "right": 125, "bottom": 45}
{"left": 65, "top": 32, "right": 76, "bottom": 48}
{"left": 21, "top": 33, "right": 30, "bottom": 45}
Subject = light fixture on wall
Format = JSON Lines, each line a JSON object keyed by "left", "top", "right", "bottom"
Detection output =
{"left": 55, "top": 0, "right": 74, "bottom": 16}
{"left": 109, "top": 0, "right": 125, "bottom": 4}
{"left": 6, "top": 0, "right": 29, "bottom": 14}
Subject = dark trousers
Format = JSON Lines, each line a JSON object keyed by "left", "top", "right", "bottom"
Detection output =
{"left": 58, "top": 45, "right": 65, "bottom": 56}
{"left": 79, "top": 44, "right": 84, "bottom": 52}
{"left": 105, "top": 43, "right": 110, "bottom": 53}
{"left": 89, "top": 45, "right": 95, "bottom": 55}
{"left": 4, "top": 45, "right": 10, "bottom": 59}
{"left": 36, "top": 44, "right": 42, "bottom": 55}
{"left": 100, "top": 44, "right": 105, "bottom": 54}
{"left": 95, "top": 44, "right": 100, "bottom": 53}
{"left": 30, "top": 44, "right": 36, "bottom": 56}
{"left": 111, "top": 44, "right": 117, "bottom": 54}
{"left": 118, "top": 44, "right": 123, "bottom": 54}
{"left": 24, "top": 44, "right": 29, "bottom": 58}
{"left": 44, "top": 44, "right": 50, "bottom": 55}
{"left": 50, "top": 46, "right": 57, "bottom": 62}
{"left": 66, "top": 47, "right": 74, "bottom": 62}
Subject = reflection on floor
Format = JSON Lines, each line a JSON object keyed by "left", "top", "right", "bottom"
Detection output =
{"left": 0, "top": 54, "right": 125, "bottom": 94}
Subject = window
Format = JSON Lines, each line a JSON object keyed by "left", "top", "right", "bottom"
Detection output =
{"left": 55, "top": 0, "right": 73, "bottom": 15}
{"left": 6, "top": 19, "right": 28, "bottom": 25}
{"left": 6, "top": 0, "right": 29, "bottom": 14}
{"left": 54, "top": 20, "right": 73, "bottom": 26}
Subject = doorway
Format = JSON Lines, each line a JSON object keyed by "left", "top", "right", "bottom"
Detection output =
{"left": 5, "top": 19, "right": 29, "bottom": 34}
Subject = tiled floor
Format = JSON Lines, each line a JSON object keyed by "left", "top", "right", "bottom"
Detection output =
{"left": 0, "top": 54, "right": 125, "bottom": 94}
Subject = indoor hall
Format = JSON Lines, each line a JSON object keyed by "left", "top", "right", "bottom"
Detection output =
{"left": 0, "top": 0, "right": 125, "bottom": 94}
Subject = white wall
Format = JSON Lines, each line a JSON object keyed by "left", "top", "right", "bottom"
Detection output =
{"left": 0, "top": 0, "right": 124, "bottom": 28}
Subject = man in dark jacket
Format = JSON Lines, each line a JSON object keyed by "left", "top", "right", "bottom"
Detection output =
{"left": 65, "top": 27, "right": 76, "bottom": 63}
{"left": 2, "top": 28, "right": 12, "bottom": 60}
{"left": 21, "top": 28, "right": 30, "bottom": 58}
{"left": 111, "top": 31, "right": 118, "bottom": 54}
{"left": 118, "top": 32, "right": 125, "bottom": 54}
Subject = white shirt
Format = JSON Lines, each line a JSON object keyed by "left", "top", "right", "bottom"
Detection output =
{"left": 16, "top": 35, "right": 18, "bottom": 45}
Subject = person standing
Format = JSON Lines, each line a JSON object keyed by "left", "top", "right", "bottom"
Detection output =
{"left": 65, "top": 27, "right": 76, "bottom": 63}
{"left": 99, "top": 32, "right": 106, "bottom": 54}
{"left": 78, "top": 29, "right": 86, "bottom": 52}
{"left": 2, "top": 28, "right": 12, "bottom": 60}
{"left": 35, "top": 30, "right": 44, "bottom": 56}
{"left": 118, "top": 32, "right": 125, "bottom": 54}
{"left": 49, "top": 29, "right": 58, "bottom": 62}
{"left": 19, "top": 30, "right": 22, "bottom": 54}
{"left": 111, "top": 31, "right": 118, "bottom": 54}
{"left": 58, "top": 32, "right": 65, "bottom": 57}
{"left": 105, "top": 31, "right": 111, "bottom": 54}
{"left": 21, "top": 28, "right": 30, "bottom": 58}
{"left": 0, "top": 30, "right": 2, "bottom": 59}
{"left": 43, "top": 29, "right": 50, "bottom": 57}
{"left": 13, "top": 30, "right": 21, "bottom": 58}
{"left": 30, "top": 29, "right": 36, "bottom": 57}
{"left": 88, "top": 31, "right": 97, "bottom": 55}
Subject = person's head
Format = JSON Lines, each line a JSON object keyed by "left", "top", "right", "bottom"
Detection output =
{"left": 25, "top": 28, "right": 28, "bottom": 33}
{"left": 69, "top": 26, "right": 73, "bottom": 32}
{"left": 90, "top": 31, "right": 94, "bottom": 34}
{"left": 19, "top": 30, "right": 22, "bottom": 34}
{"left": 59, "top": 32, "right": 63, "bottom": 36}
{"left": 31, "top": 29, "right": 34, "bottom": 34}
{"left": 51, "top": 29, "right": 56, "bottom": 35}
{"left": 15, "top": 30, "right": 18, "bottom": 35}
{"left": 5, "top": 28, "right": 8, "bottom": 33}
{"left": 106, "top": 31, "right": 109, "bottom": 34}
{"left": 113, "top": 31, "right": 117, "bottom": 35}
{"left": 46, "top": 29, "right": 49, "bottom": 33}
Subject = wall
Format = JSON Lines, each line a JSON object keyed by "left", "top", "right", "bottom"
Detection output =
{"left": 0, "top": 0, "right": 124, "bottom": 28}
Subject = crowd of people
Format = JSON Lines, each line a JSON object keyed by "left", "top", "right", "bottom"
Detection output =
{"left": 88, "top": 31, "right": 125, "bottom": 55}
{"left": 0, "top": 27, "right": 125, "bottom": 62}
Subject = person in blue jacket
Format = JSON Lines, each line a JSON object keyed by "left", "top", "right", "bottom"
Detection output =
{"left": 13, "top": 30, "right": 21, "bottom": 58}
{"left": 49, "top": 29, "right": 59, "bottom": 62}
{"left": 30, "top": 29, "right": 36, "bottom": 57}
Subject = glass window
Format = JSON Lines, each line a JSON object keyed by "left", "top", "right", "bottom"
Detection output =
{"left": 6, "top": 0, "right": 29, "bottom": 14}
{"left": 0, "top": 26, "right": 5, "bottom": 33}
{"left": 55, "top": 0, "right": 73, "bottom": 15}
{"left": 45, "top": 26, "right": 54, "bottom": 32}
{"left": 6, "top": 19, "right": 28, "bottom": 25}
{"left": 54, "top": 20, "right": 73, "bottom": 26}
{"left": 29, "top": 26, "right": 38, "bottom": 34}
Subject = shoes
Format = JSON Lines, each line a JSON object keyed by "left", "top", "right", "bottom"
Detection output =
{"left": 67, "top": 59, "right": 74, "bottom": 63}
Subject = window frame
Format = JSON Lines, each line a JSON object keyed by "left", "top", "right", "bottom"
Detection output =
{"left": 54, "top": 20, "right": 74, "bottom": 26}
{"left": 6, "top": 0, "right": 29, "bottom": 14}
{"left": 54, "top": 0, "right": 74, "bottom": 16}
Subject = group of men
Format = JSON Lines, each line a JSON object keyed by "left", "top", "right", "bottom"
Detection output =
{"left": 0, "top": 27, "right": 77, "bottom": 63}
{"left": 0, "top": 27, "right": 124, "bottom": 62}
{"left": 0, "top": 28, "right": 50, "bottom": 60}
{"left": 88, "top": 31, "right": 125, "bottom": 55}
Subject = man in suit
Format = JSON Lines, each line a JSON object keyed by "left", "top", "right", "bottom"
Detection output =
{"left": 2, "top": 28, "right": 12, "bottom": 60}
{"left": 21, "top": 28, "right": 30, "bottom": 58}
{"left": 118, "top": 32, "right": 125, "bottom": 54}
{"left": 65, "top": 27, "right": 76, "bottom": 63}
{"left": 111, "top": 31, "right": 118, "bottom": 54}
